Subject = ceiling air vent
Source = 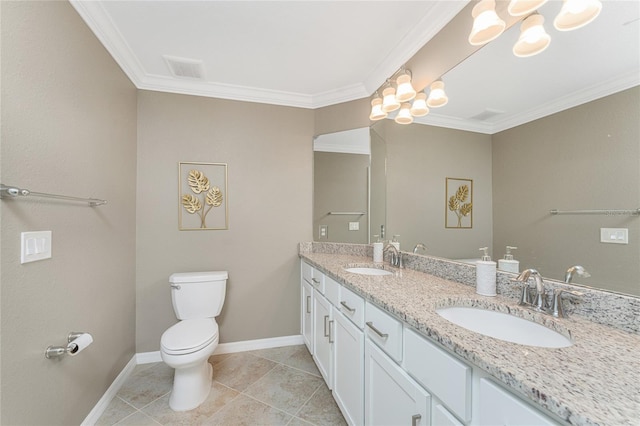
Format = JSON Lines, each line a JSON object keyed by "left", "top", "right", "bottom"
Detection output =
{"left": 470, "top": 109, "right": 505, "bottom": 121}
{"left": 163, "top": 55, "right": 205, "bottom": 80}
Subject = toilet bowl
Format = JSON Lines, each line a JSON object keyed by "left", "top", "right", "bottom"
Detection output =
{"left": 160, "top": 271, "right": 227, "bottom": 411}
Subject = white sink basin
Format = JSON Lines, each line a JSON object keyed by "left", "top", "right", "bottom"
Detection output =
{"left": 344, "top": 267, "right": 393, "bottom": 276}
{"left": 436, "top": 307, "right": 572, "bottom": 348}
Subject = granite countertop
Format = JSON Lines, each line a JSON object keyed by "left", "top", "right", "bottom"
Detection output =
{"left": 300, "top": 251, "right": 640, "bottom": 426}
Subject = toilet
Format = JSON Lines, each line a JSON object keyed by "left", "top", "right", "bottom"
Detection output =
{"left": 160, "top": 271, "right": 228, "bottom": 411}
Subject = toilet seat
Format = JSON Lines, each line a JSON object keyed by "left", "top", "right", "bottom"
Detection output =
{"left": 161, "top": 318, "right": 218, "bottom": 355}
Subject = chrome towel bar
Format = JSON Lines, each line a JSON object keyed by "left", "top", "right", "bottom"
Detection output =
{"left": 0, "top": 184, "right": 107, "bottom": 207}
{"left": 550, "top": 208, "right": 639, "bottom": 216}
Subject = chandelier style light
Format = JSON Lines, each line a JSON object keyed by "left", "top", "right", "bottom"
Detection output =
{"left": 369, "top": 68, "right": 448, "bottom": 125}
{"left": 469, "top": 0, "right": 602, "bottom": 57}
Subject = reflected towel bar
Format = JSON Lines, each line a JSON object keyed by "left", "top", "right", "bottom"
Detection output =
{"left": 0, "top": 184, "right": 107, "bottom": 207}
{"left": 550, "top": 208, "right": 640, "bottom": 216}
{"left": 328, "top": 211, "right": 366, "bottom": 215}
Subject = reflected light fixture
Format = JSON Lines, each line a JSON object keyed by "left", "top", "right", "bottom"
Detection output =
{"left": 554, "top": 0, "right": 602, "bottom": 31}
{"left": 369, "top": 92, "right": 387, "bottom": 121}
{"left": 395, "top": 103, "right": 414, "bottom": 125}
{"left": 469, "top": 0, "right": 506, "bottom": 45}
{"left": 426, "top": 80, "right": 448, "bottom": 108}
{"left": 513, "top": 13, "right": 551, "bottom": 57}
{"left": 508, "top": 0, "right": 549, "bottom": 17}
{"left": 410, "top": 93, "right": 429, "bottom": 117}
{"left": 395, "top": 70, "right": 417, "bottom": 102}
{"left": 382, "top": 86, "right": 401, "bottom": 112}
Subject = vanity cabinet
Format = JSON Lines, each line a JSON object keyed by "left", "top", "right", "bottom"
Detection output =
{"left": 301, "top": 278, "right": 314, "bottom": 353}
{"left": 313, "top": 291, "right": 333, "bottom": 388}
{"left": 365, "top": 339, "right": 430, "bottom": 426}
{"left": 333, "top": 309, "right": 364, "bottom": 425}
{"left": 300, "top": 260, "right": 560, "bottom": 426}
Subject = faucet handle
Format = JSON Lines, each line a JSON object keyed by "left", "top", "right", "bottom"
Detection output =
{"left": 551, "top": 288, "right": 584, "bottom": 318}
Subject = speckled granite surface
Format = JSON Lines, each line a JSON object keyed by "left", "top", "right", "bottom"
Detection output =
{"left": 299, "top": 243, "right": 640, "bottom": 426}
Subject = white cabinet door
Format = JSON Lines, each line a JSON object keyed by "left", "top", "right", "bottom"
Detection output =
{"left": 313, "top": 291, "right": 333, "bottom": 389}
{"left": 333, "top": 310, "right": 364, "bottom": 426}
{"left": 478, "top": 378, "right": 558, "bottom": 426}
{"left": 365, "top": 340, "right": 430, "bottom": 426}
{"left": 301, "top": 278, "right": 314, "bottom": 354}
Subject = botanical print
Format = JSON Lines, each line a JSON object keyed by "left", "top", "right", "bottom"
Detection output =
{"left": 446, "top": 178, "right": 473, "bottom": 228}
{"left": 179, "top": 162, "right": 228, "bottom": 230}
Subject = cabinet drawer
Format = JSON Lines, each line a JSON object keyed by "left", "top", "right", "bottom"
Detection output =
{"left": 403, "top": 328, "right": 471, "bottom": 422}
{"left": 324, "top": 276, "right": 340, "bottom": 307}
{"left": 365, "top": 302, "right": 403, "bottom": 362}
{"left": 433, "top": 404, "right": 463, "bottom": 426}
{"left": 479, "top": 378, "right": 557, "bottom": 425}
{"left": 339, "top": 286, "right": 365, "bottom": 329}
{"left": 302, "top": 262, "right": 324, "bottom": 293}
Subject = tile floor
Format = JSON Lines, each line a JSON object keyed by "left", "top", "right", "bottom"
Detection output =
{"left": 96, "top": 345, "right": 346, "bottom": 426}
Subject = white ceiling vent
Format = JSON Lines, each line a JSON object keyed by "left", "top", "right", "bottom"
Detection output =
{"left": 163, "top": 55, "right": 205, "bottom": 80}
{"left": 470, "top": 109, "right": 505, "bottom": 121}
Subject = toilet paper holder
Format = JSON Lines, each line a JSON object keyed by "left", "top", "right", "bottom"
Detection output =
{"left": 45, "top": 331, "right": 93, "bottom": 359}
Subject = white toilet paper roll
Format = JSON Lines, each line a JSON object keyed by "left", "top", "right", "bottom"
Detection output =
{"left": 67, "top": 333, "right": 93, "bottom": 356}
{"left": 476, "top": 262, "right": 497, "bottom": 296}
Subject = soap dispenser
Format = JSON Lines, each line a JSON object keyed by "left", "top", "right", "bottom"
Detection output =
{"left": 476, "top": 247, "right": 497, "bottom": 296}
{"left": 372, "top": 235, "right": 384, "bottom": 263}
{"left": 498, "top": 246, "right": 519, "bottom": 273}
{"left": 391, "top": 235, "right": 400, "bottom": 251}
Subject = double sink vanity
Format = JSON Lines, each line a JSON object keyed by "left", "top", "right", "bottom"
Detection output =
{"left": 299, "top": 242, "right": 639, "bottom": 426}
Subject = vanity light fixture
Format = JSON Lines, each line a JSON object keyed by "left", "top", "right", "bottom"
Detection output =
{"left": 469, "top": 0, "right": 506, "bottom": 45}
{"left": 381, "top": 85, "right": 401, "bottom": 112}
{"left": 369, "top": 92, "right": 387, "bottom": 121}
{"left": 410, "top": 93, "right": 429, "bottom": 117}
{"left": 513, "top": 13, "right": 551, "bottom": 57}
{"left": 426, "top": 80, "right": 448, "bottom": 108}
{"left": 395, "top": 70, "right": 417, "bottom": 102}
{"left": 554, "top": 0, "right": 602, "bottom": 31}
{"left": 508, "top": 0, "right": 549, "bottom": 17}
{"left": 395, "top": 103, "right": 414, "bottom": 124}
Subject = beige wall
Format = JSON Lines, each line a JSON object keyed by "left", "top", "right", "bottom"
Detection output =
{"left": 135, "top": 91, "right": 314, "bottom": 352}
{"left": 381, "top": 120, "right": 493, "bottom": 258}
{"left": 0, "top": 2, "right": 137, "bottom": 425}
{"left": 492, "top": 87, "right": 640, "bottom": 295}
{"left": 314, "top": 152, "right": 369, "bottom": 243}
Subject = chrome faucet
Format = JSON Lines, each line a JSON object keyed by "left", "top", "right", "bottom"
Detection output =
{"left": 512, "top": 269, "right": 546, "bottom": 310}
{"left": 564, "top": 265, "right": 590, "bottom": 283}
{"left": 413, "top": 243, "right": 427, "bottom": 254}
{"left": 511, "top": 268, "right": 583, "bottom": 317}
{"left": 383, "top": 243, "right": 403, "bottom": 268}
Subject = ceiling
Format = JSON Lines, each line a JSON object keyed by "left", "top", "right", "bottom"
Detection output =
{"left": 71, "top": 1, "right": 639, "bottom": 134}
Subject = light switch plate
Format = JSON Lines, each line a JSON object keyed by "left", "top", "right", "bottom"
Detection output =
{"left": 600, "top": 228, "right": 628, "bottom": 244}
{"left": 349, "top": 222, "right": 360, "bottom": 231}
{"left": 319, "top": 225, "right": 328, "bottom": 239}
{"left": 21, "top": 231, "right": 52, "bottom": 263}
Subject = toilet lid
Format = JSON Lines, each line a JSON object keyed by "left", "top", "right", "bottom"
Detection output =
{"left": 161, "top": 318, "right": 218, "bottom": 355}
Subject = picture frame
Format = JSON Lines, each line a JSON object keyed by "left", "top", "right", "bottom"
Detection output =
{"left": 445, "top": 177, "right": 473, "bottom": 229}
{"left": 178, "top": 162, "right": 228, "bottom": 230}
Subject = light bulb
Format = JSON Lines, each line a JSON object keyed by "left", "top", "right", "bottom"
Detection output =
{"left": 513, "top": 14, "right": 551, "bottom": 57}
{"left": 554, "top": 0, "right": 602, "bottom": 31}
{"left": 369, "top": 96, "right": 387, "bottom": 121}
{"left": 382, "top": 87, "right": 400, "bottom": 112}
{"left": 395, "top": 73, "right": 416, "bottom": 102}
{"left": 427, "top": 80, "right": 448, "bottom": 108}
{"left": 395, "top": 103, "right": 413, "bottom": 125}
{"left": 410, "top": 93, "right": 429, "bottom": 117}
{"left": 469, "top": 0, "right": 506, "bottom": 45}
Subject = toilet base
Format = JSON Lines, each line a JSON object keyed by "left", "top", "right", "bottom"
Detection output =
{"left": 168, "top": 360, "right": 213, "bottom": 411}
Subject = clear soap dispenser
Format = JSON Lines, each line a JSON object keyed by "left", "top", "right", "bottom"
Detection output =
{"left": 498, "top": 246, "right": 519, "bottom": 273}
{"left": 476, "top": 247, "right": 497, "bottom": 296}
{"left": 391, "top": 235, "right": 400, "bottom": 251}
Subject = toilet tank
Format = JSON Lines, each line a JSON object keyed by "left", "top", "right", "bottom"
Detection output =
{"left": 169, "top": 271, "right": 228, "bottom": 320}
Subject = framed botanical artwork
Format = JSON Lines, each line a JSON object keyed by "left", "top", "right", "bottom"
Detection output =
{"left": 445, "top": 177, "right": 473, "bottom": 229}
{"left": 178, "top": 162, "right": 228, "bottom": 230}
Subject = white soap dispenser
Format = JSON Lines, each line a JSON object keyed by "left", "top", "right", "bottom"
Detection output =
{"left": 498, "top": 246, "right": 519, "bottom": 273}
{"left": 391, "top": 235, "right": 400, "bottom": 251}
{"left": 372, "top": 235, "right": 384, "bottom": 263}
{"left": 476, "top": 247, "right": 497, "bottom": 296}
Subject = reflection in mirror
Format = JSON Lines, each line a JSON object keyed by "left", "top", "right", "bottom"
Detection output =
{"left": 313, "top": 128, "right": 386, "bottom": 244}
{"left": 313, "top": 1, "right": 639, "bottom": 296}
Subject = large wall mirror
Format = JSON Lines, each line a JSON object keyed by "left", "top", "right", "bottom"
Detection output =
{"left": 313, "top": 1, "right": 639, "bottom": 297}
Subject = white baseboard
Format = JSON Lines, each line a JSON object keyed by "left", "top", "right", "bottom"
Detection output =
{"left": 83, "top": 334, "right": 305, "bottom": 423}
{"left": 81, "top": 355, "right": 137, "bottom": 426}
{"left": 136, "top": 334, "right": 305, "bottom": 364}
